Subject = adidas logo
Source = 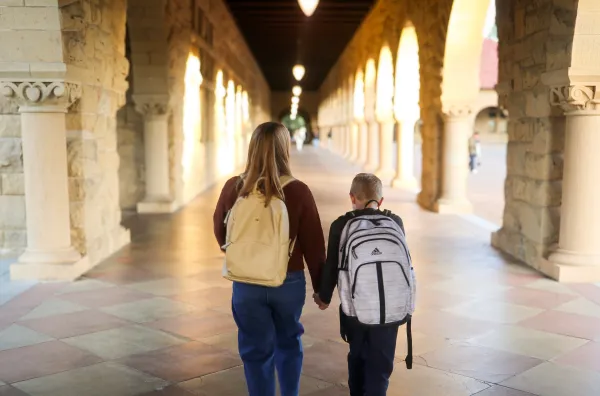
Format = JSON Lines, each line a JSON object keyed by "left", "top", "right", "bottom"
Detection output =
{"left": 371, "top": 248, "right": 382, "bottom": 256}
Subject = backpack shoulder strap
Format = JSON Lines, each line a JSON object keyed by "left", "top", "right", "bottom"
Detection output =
{"left": 382, "top": 209, "right": 392, "bottom": 217}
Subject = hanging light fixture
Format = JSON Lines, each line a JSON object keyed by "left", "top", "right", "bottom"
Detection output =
{"left": 293, "top": 64, "right": 305, "bottom": 81}
{"left": 291, "top": 96, "right": 300, "bottom": 105}
{"left": 292, "top": 85, "right": 302, "bottom": 97}
{"left": 298, "top": 0, "right": 319, "bottom": 17}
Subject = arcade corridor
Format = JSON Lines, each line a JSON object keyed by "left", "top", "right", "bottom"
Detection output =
{"left": 1, "top": 148, "right": 600, "bottom": 396}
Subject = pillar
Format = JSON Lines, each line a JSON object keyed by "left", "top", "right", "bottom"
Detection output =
{"left": 1, "top": 80, "right": 90, "bottom": 280}
{"left": 350, "top": 122, "right": 359, "bottom": 162}
{"left": 134, "top": 95, "right": 177, "bottom": 214}
{"left": 434, "top": 106, "right": 473, "bottom": 214}
{"left": 343, "top": 124, "right": 352, "bottom": 158}
{"left": 358, "top": 122, "right": 368, "bottom": 166}
{"left": 541, "top": 84, "right": 600, "bottom": 282}
{"left": 375, "top": 120, "right": 396, "bottom": 185}
{"left": 365, "top": 121, "right": 380, "bottom": 172}
{"left": 392, "top": 119, "right": 418, "bottom": 190}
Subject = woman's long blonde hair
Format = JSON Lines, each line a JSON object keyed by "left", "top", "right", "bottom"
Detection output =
{"left": 238, "top": 122, "right": 292, "bottom": 205}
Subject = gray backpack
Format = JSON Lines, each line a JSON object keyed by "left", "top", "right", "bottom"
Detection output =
{"left": 337, "top": 209, "right": 416, "bottom": 368}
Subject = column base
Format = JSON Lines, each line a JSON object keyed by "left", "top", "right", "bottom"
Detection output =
{"left": 392, "top": 176, "right": 419, "bottom": 192}
{"left": 434, "top": 197, "right": 473, "bottom": 214}
{"left": 137, "top": 200, "right": 178, "bottom": 214}
{"left": 538, "top": 249, "right": 600, "bottom": 282}
{"left": 11, "top": 255, "right": 91, "bottom": 281}
{"left": 375, "top": 169, "right": 396, "bottom": 186}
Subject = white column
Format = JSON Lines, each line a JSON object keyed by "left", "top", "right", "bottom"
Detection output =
{"left": 134, "top": 95, "right": 176, "bottom": 214}
{"left": 435, "top": 106, "right": 473, "bottom": 214}
{"left": 542, "top": 84, "right": 600, "bottom": 282}
{"left": 358, "top": 122, "right": 368, "bottom": 166}
{"left": 375, "top": 120, "right": 396, "bottom": 185}
{"left": 392, "top": 119, "right": 418, "bottom": 190}
{"left": 343, "top": 125, "right": 352, "bottom": 158}
{"left": 1, "top": 80, "right": 90, "bottom": 280}
{"left": 365, "top": 121, "right": 380, "bottom": 172}
{"left": 350, "top": 122, "right": 359, "bottom": 162}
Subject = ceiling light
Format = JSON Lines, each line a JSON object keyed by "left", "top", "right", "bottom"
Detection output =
{"left": 291, "top": 96, "right": 300, "bottom": 105}
{"left": 292, "top": 85, "right": 302, "bottom": 96}
{"left": 298, "top": 0, "right": 319, "bottom": 17}
{"left": 293, "top": 64, "right": 305, "bottom": 81}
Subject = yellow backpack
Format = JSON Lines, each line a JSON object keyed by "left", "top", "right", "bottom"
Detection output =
{"left": 222, "top": 176, "right": 296, "bottom": 287}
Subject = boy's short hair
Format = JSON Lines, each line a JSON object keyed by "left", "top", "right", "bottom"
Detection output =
{"left": 350, "top": 173, "right": 383, "bottom": 202}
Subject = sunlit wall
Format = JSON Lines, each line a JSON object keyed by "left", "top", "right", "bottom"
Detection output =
{"left": 182, "top": 53, "right": 203, "bottom": 202}
{"left": 394, "top": 25, "right": 420, "bottom": 122}
{"left": 354, "top": 70, "right": 365, "bottom": 121}
{"left": 364, "top": 59, "right": 377, "bottom": 121}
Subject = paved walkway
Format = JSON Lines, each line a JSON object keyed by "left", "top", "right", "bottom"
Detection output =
{"left": 1, "top": 147, "right": 600, "bottom": 396}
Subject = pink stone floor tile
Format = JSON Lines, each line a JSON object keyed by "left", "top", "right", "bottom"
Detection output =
{"left": 555, "top": 342, "right": 600, "bottom": 373}
{"left": 419, "top": 344, "right": 543, "bottom": 383}
{"left": 86, "top": 268, "right": 165, "bottom": 285}
{"left": 412, "top": 310, "right": 496, "bottom": 340}
{"left": 567, "top": 284, "right": 600, "bottom": 306}
{"left": 485, "top": 287, "right": 578, "bottom": 310}
{"left": 148, "top": 310, "right": 236, "bottom": 340}
{"left": 0, "top": 341, "right": 101, "bottom": 383}
{"left": 520, "top": 311, "right": 600, "bottom": 340}
{"left": 18, "top": 309, "right": 130, "bottom": 339}
{"left": 170, "top": 287, "right": 232, "bottom": 309}
{"left": 58, "top": 287, "right": 153, "bottom": 309}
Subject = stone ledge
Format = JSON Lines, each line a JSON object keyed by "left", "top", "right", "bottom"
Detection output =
{"left": 538, "top": 257, "right": 600, "bottom": 283}
{"left": 10, "top": 255, "right": 91, "bottom": 281}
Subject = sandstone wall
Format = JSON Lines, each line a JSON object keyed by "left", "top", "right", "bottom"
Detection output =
{"left": 491, "top": 0, "right": 575, "bottom": 269}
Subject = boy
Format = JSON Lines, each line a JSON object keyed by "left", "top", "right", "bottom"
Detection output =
{"left": 315, "top": 173, "right": 415, "bottom": 396}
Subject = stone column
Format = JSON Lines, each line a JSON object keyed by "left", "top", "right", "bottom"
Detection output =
{"left": 134, "top": 95, "right": 176, "bottom": 214}
{"left": 365, "top": 121, "right": 380, "bottom": 172}
{"left": 358, "top": 122, "right": 369, "bottom": 166}
{"left": 542, "top": 84, "right": 600, "bottom": 282}
{"left": 435, "top": 105, "right": 473, "bottom": 214}
{"left": 392, "top": 118, "right": 418, "bottom": 190}
{"left": 375, "top": 119, "right": 396, "bottom": 185}
{"left": 0, "top": 80, "right": 89, "bottom": 280}
{"left": 350, "top": 122, "right": 359, "bottom": 162}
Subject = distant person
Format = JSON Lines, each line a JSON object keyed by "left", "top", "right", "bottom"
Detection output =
{"left": 469, "top": 131, "right": 482, "bottom": 173}
{"left": 294, "top": 127, "right": 306, "bottom": 151}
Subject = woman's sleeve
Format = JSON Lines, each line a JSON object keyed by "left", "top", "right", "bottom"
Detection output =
{"left": 213, "top": 179, "right": 236, "bottom": 249}
{"left": 298, "top": 186, "right": 326, "bottom": 291}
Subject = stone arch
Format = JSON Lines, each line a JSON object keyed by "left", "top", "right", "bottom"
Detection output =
{"left": 393, "top": 22, "right": 421, "bottom": 189}
{"left": 364, "top": 59, "right": 378, "bottom": 124}
{"left": 376, "top": 44, "right": 395, "bottom": 122}
{"left": 441, "top": 0, "right": 491, "bottom": 108}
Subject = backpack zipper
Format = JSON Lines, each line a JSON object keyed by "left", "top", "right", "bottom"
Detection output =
{"left": 341, "top": 231, "right": 403, "bottom": 269}
{"left": 339, "top": 217, "right": 397, "bottom": 253}
{"left": 350, "top": 237, "right": 403, "bottom": 259}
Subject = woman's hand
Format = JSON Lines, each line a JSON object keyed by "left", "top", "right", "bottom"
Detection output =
{"left": 312, "top": 293, "right": 329, "bottom": 310}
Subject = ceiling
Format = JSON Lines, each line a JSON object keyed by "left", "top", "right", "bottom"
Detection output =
{"left": 224, "top": 0, "right": 376, "bottom": 91}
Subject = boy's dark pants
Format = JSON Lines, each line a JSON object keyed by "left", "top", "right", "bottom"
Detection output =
{"left": 344, "top": 318, "right": 399, "bottom": 396}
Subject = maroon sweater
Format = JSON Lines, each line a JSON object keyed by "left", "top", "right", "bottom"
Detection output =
{"left": 213, "top": 176, "right": 326, "bottom": 291}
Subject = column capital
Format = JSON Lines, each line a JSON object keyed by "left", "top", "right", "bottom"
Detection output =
{"left": 550, "top": 84, "right": 600, "bottom": 115}
{"left": 133, "top": 94, "right": 171, "bottom": 119}
{"left": 442, "top": 103, "right": 473, "bottom": 119}
{"left": 0, "top": 80, "right": 81, "bottom": 113}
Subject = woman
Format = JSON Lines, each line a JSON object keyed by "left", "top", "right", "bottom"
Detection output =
{"left": 213, "top": 122, "right": 326, "bottom": 396}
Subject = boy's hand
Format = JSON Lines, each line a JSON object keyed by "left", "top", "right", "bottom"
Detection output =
{"left": 312, "top": 293, "right": 329, "bottom": 310}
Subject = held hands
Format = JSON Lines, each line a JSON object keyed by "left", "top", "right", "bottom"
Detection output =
{"left": 313, "top": 293, "right": 329, "bottom": 310}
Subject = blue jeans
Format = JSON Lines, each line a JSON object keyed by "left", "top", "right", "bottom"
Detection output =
{"left": 232, "top": 271, "right": 306, "bottom": 396}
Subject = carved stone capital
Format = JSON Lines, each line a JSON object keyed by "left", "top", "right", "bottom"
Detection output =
{"left": 133, "top": 94, "right": 171, "bottom": 119}
{"left": 0, "top": 80, "right": 81, "bottom": 113}
{"left": 550, "top": 84, "right": 600, "bottom": 114}
{"left": 443, "top": 104, "right": 473, "bottom": 119}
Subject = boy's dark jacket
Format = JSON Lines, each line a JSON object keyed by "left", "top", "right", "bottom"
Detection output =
{"left": 318, "top": 207, "right": 405, "bottom": 305}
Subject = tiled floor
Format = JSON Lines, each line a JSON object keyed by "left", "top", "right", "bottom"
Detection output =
{"left": 1, "top": 147, "right": 600, "bottom": 395}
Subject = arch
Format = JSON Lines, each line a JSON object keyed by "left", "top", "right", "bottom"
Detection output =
{"left": 364, "top": 59, "right": 377, "bottom": 122}
{"left": 442, "top": 0, "right": 492, "bottom": 106}
{"left": 354, "top": 69, "right": 366, "bottom": 122}
{"left": 182, "top": 53, "right": 203, "bottom": 195}
{"left": 279, "top": 107, "right": 314, "bottom": 142}
{"left": 376, "top": 45, "right": 395, "bottom": 121}
{"left": 394, "top": 23, "right": 420, "bottom": 122}
{"left": 474, "top": 106, "right": 507, "bottom": 135}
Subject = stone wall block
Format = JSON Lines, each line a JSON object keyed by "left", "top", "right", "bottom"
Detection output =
{"left": 0, "top": 31, "right": 62, "bottom": 63}
{"left": 69, "top": 201, "right": 85, "bottom": 229}
{"left": 509, "top": 120, "right": 535, "bottom": 142}
{"left": 531, "top": 119, "right": 565, "bottom": 154}
{"left": 524, "top": 152, "right": 563, "bottom": 180}
{"left": 545, "top": 38, "right": 573, "bottom": 71}
{"left": 506, "top": 142, "right": 528, "bottom": 176}
{"left": 1, "top": 174, "right": 24, "bottom": 195}
{"left": 0, "top": 138, "right": 23, "bottom": 173}
{"left": 525, "top": 6, "right": 551, "bottom": 36}
{"left": 525, "top": 87, "right": 551, "bottom": 117}
{"left": 0, "top": 195, "right": 25, "bottom": 229}
{"left": 3, "top": 230, "right": 26, "bottom": 248}
{"left": 8, "top": 6, "right": 61, "bottom": 30}
{"left": 0, "top": 115, "right": 21, "bottom": 138}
